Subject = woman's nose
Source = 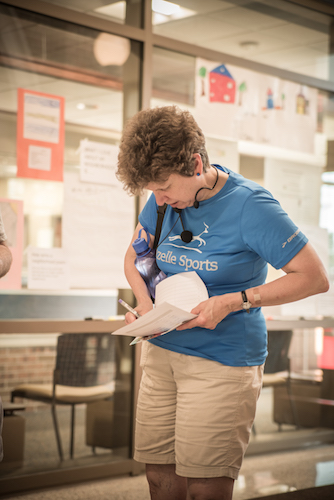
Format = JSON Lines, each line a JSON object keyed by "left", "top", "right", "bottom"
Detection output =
{"left": 154, "top": 192, "right": 167, "bottom": 205}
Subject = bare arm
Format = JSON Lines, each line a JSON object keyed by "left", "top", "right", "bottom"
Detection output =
{"left": 178, "top": 242, "right": 330, "bottom": 331}
{"left": 0, "top": 240, "right": 12, "bottom": 278}
{"left": 244, "top": 242, "right": 329, "bottom": 307}
{"left": 124, "top": 223, "right": 154, "bottom": 323}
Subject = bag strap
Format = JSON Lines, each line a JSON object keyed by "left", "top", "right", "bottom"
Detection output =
{"left": 153, "top": 204, "right": 167, "bottom": 249}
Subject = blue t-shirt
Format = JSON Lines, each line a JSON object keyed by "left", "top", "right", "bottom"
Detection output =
{"left": 138, "top": 166, "right": 308, "bottom": 367}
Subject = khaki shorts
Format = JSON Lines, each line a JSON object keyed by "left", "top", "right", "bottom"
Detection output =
{"left": 134, "top": 343, "right": 263, "bottom": 480}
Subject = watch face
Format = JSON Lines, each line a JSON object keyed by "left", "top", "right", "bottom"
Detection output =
{"left": 241, "top": 291, "right": 251, "bottom": 312}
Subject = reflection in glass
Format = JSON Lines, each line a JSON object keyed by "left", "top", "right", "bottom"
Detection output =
{"left": 150, "top": 42, "right": 334, "bottom": 460}
{"left": 1, "top": 332, "right": 133, "bottom": 474}
{"left": 0, "top": 3, "right": 137, "bottom": 482}
{"left": 320, "top": 171, "right": 334, "bottom": 280}
{"left": 152, "top": 47, "right": 195, "bottom": 107}
{"left": 0, "top": 4, "right": 139, "bottom": 267}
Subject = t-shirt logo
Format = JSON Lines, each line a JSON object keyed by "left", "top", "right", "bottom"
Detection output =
{"left": 282, "top": 229, "right": 300, "bottom": 248}
{"left": 166, "top": 222, "right": 209, "bottom": 254}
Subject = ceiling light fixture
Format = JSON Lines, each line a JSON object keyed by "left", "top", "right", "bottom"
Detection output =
{"left": 94, "top": 2, "right": 126, "bottom": 21}
{"left": 152, "top": 0, "right": 180, "bottom": 16}
{"left": 76, "top": 103, "right": 98, "bottom": 110}
{"left": 239, "top": 41, "right": 259, "bottom": 51}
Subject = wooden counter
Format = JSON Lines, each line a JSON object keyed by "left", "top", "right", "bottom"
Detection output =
{"left": 0, "top": 318, "right": 125, "bottom": 334}
{"left": 0, "top": 317, "right": 333, "bottom": 334}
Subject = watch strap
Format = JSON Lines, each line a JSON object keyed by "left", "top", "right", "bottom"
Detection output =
{"left": 241, "top": 290, "right": 251, "bottom": 313}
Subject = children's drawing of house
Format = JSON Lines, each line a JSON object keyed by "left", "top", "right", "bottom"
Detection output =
{"left": 267, "top": 88, "right": 274, "bottom": 109}
{"left": 209, "top": 64, "right": 236, "bottom": 104}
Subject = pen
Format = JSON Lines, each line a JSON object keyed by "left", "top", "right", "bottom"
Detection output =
{"left": 130, "top": 332, "right": 162, "bottom": 345}
{"left": 118, "top": 299, "right": 141, "bottom": 319}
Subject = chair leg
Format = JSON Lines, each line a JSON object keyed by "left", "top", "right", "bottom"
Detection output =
{"left": 51, "top": 403, "right": 64, "bottom": 461}
{"left": 70, "top": 404, "right": 75, "bottom": 459}
{"left": 287, "top": 389, "right": 300, "bottom": 429}
{"left": 286, "top": 362, "right": 300, "bottom": 429}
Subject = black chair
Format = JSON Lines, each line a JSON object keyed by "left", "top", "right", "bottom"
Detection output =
{"left": 253, "top": 330, "right": 299, "bottom": 434}
{"left": 263, "top": 329, "right": 292, "bottom": 381}
{"left": 11, "top": 333, "right": 116, "bottom": 461}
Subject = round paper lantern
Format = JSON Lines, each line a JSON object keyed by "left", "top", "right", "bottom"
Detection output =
{"left": 94, "top": 32, "right": 131, "bottom": 66}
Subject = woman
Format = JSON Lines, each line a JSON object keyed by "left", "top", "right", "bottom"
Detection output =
{"left": 116, "top": 106, "right": 329, "bottom": 500}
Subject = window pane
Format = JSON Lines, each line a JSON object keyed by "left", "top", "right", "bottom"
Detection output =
{"left": 152, "top": 0, "right": 333, "bottom": 82}
{"left": 0, "top": 4, "right": 139, "bottom": 259}
{"left": 0, "top": 4, "right": 131, "bottom": 82}
{"left": 27, "top": 0, "right": 143, "bottom": 27}
{"left": 0, "top": 4, "right": 138, "bottom": 480}
{"left": 320, "top": 172, "right": 334, "bottom": 279}
{"left": 152, "top": 47, "right": 196, "bottom": 107}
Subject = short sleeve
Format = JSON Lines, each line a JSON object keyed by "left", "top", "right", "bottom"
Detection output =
{"left": 240, "top": 190, "right": 308, "bottom": 269}
{"left": 138, "top": 193, "right": 159, "bottom": 237}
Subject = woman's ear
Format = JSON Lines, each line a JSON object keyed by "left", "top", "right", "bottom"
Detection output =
{"left": 193, "top": 153, "right": 203, "bottom": 176}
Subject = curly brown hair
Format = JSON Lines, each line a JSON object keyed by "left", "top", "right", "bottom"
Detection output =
{"left": 116, "top": 106, "right": 209, "bottom": 195}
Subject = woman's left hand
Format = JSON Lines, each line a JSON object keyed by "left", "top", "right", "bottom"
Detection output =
{"left": 177, "top": 242, "right": 330, "bottom": 332}
{"left": 176, "top": 295, "right": 235, "bottom": 331}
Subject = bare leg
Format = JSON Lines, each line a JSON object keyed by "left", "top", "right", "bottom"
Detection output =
{"left": 187, "top": 476, "right": 234, "bottom": 500}
{"left": 146, "top": 464, "right": 187, "bottom": 500}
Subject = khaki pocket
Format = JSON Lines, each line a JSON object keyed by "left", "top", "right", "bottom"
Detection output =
{"left": 139, "top": 340, "right": 150, "bottom": 368}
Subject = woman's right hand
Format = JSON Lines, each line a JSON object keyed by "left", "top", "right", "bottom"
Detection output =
{"left": 124, "top": 299, "right": 153, "bottom": 325}
{"left": 124, "top": 222, "right": 156, "bottom": 325}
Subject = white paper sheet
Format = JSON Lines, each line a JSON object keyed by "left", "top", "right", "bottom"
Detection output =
{"left": 62, "top": 171, "right": 134, "bottom": 289}
{"left": 155, "top": 271, "right": 209, "bottom": 311}
{"left": 264, "top": 159, "right": 322, "bottom": 226}
{"left": 27, "top": 247, "right": 70, "bottom": 290}
{"left": 112, "top": 272, "right": 209, "bottom": 338}
{"left": 23, "top": 92, "right": 61, "bottom": 144}
{"left": 80, "top": 139, "right": 119, "bottom": 186}
{"left": 112, "top": 302, "right": 197, "bottom": 338}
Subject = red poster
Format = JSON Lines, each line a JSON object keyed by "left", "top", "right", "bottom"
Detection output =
{"left": 318, "top": 336, "right": 334, "bottom": 370}
{"left": 16, "top": 88, "right": 65, "bottom": 181}
{"left": 0, "top": 199, "right": 24, "bottom": 290}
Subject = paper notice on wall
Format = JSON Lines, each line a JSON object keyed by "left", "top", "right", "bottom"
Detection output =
{"left": 0, "top": 198, "right": 23, "bottom": 290}
{"left": 264, "top": 159, "right": 322, "bottom": 226}
{"left": 62, "top": 171, "right": 134, "bottom": 289}
{"left": 80, "top": 139, "right": 119, "bottom": 186}
{"left": 27, "top": 247, "right": 70, "bottom": 290}
{"left": 28, "top": 145, "right": 52, "bottom": 171}
{"left": 205, "top": 136, "right": 239, "bottom": 173}
{"left": 23, "top": 92, "right": 61, "bottom": 143}
{"left": 16, "top": 88, "right": 65, "bottom": 181}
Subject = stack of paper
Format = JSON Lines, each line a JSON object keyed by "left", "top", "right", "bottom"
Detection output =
{"left": 112, "top": 271, "right": 208, "bottom": 341}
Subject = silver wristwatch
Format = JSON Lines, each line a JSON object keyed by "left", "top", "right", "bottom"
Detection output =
{"left": 241, "top": 290, "right": 251, "bottom": 313}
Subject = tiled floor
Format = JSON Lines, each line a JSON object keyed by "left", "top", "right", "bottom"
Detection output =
{"left": 1, "top": 388, "right": 334, "bottom": 499}
{"left": 1, "top": 444, "right": 334, "bottom": 500}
